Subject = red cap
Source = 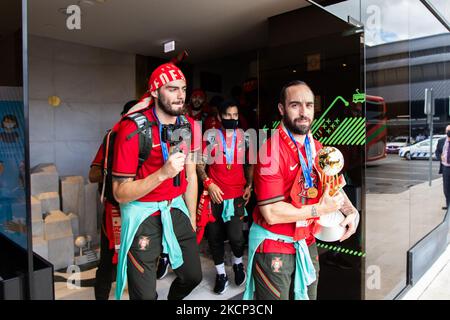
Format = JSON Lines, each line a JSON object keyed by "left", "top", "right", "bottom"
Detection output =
{"left": 138, "top": 62, "right": 186, "bottom": 103}
{"left": 191, "top": 88, "right": 206, "bottom": 99}
{"left": 149, "top": 63, "right": 186, "bottom": 93}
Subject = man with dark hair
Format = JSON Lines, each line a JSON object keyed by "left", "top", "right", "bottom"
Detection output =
{"left": 187, "top": 88, "right": 209, "bottom": 122}
{"left": 112, "top": 63, "right": 202, "bottom": 300}
{"left": 89, "top": 99, "right": 138, "bottom": 300}
{"left": 197, "top": 99, "right": 253, "bottom": 294}
{"left": 243, "top": 80, "right": 359, "bottom": 300}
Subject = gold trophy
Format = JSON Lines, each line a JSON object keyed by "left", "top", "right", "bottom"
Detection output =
{"left": 317, "top": 146, "right": 346, "bottom": 195}
{"left": 315, "top": 146, "right": 347, "bottom": 242}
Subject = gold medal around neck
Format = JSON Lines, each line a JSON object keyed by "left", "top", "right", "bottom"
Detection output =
{"left": 307, "top": 187, "right": 318, "bottom": 199}
{"left": 227, "top": 164, "right": 232, "bottom": 170}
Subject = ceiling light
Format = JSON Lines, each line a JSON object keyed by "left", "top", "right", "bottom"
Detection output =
{"left": 164, "top": 41, "right": 176, "bottom": 53}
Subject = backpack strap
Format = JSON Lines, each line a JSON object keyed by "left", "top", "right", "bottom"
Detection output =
{"left": 100, "top": 130, "right": 113, "bottom": 204}
{"left": 125, "top": 113, "right": 157, "bottom": 170}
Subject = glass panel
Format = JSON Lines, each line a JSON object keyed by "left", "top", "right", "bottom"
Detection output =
{"left": 408, "top": 0, "right": 450, "bottom": 247}
{"left": 427, "top": 0, "right": 450, "bottom": 23}
{"left": 358, "top": 0, "right": 448, "bottom": 299}
{"left": 0, "top": 0, "right": 28, "bottom": 250}
{"left": 326, "top": 0, "right": 362, "bottom": 23}
{"left": 258, "top": 4, "right": 365, "bottom": 299}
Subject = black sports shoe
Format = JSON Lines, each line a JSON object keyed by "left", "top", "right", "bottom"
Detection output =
{"left": 214, "top": 274, "right": 229, "bottom": 294}
{"left": 157, "top": 257, "right": 170, "bottom": 280}
{"left": 233, "top": 263, "right": 246, "bottom": 286}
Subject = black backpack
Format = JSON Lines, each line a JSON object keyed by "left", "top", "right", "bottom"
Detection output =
{"left": 100, "top": 112, "right": 156, "bottom": 206}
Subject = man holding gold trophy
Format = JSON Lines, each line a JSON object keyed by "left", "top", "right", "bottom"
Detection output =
{"left": 243, "top": 80, "right": 359, "bottom": 300}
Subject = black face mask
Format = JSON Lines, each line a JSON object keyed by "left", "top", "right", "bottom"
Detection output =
{"left": 222, "top": 119, "right": 239, "bottom": 130}
{"left": 446, "top": 131, "right": 450, "bottom": 137}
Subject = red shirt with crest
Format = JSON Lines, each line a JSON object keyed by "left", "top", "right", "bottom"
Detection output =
{"left": 253, "top": 126, "right": 323, "bottom": 254}
{"left": 112, "top": 108, "right": 200, "bottom": 202}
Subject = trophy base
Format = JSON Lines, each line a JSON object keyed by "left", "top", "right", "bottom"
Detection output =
{"left": 314, "top": 211, "right": 346, "bottom": 242}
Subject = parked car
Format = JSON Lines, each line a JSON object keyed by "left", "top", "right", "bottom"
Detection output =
{"left": 386, "top": 136, "right": 411, "bottom": 154}
{"left": 399, "top": 137, "right": 441, "bottom": 160}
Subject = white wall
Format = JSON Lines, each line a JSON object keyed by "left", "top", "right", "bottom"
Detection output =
{"left": 29, "top": 35, "right": 136, "bottom": 178}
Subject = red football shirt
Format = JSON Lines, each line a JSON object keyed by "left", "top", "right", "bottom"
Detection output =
{"left": 203, "top": 129, "right": 247, "bottom": 200}
{"left": 112, "top": 108, "right": 200, "bottom": 202}
{"left": 91, "top": 143, "right": 104, "bottom": 168}
{"left": 204, "top": 115, "right": 221, "bottom": 130}
{"left": 253, "top": 126, "right": 323, "bottom": 253}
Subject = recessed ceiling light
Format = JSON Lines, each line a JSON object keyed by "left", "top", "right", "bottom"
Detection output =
{"left": 164, "top": 41, "right": 176, "bottom": 53}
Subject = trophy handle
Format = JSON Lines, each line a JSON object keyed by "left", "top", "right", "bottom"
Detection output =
{"left": 321, "top": 173, "right": 346, "bottom": 196}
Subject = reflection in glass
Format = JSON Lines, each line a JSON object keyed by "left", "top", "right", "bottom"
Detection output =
{"left": 360, "top": 0, "right": 449, "bottom": 299}
{"left": 0, "top": 0, "right": 27, "bottom": 249}
{"left": 426, "top": 0, "right": 450, "bottom": 24}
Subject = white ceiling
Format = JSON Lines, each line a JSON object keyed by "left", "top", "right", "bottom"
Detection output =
{"left": 29, "top": 0, "right": 310, "bottom": 62}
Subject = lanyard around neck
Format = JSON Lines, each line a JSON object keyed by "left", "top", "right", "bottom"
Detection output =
{"left": 285, "top": 129, "right": 314, "bottom": 188}
{"left": 218, "top": 129, "right": 237, "bottom": 165}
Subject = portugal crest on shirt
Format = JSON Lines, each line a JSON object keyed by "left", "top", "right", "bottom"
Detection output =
{"left": 138, "top": 236, "right": 150, "bottom": 251}
{"left": 271, "top": 257, "right": 283, "bottom": 273}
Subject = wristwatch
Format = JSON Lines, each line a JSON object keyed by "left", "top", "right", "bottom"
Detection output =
{"left": 311, "top": 205, "right": 318, "bottom": 218}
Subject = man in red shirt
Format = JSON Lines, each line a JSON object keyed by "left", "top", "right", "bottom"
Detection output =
{"left": 243, "top": 80, "right": 359, "bottom": 300}
{"left": 187, "top": 88, "right": 209, "bottom": 123}
{"left": 197, "top": 99, "right": 253, "bottom": 294}
{"left": 112, "top": 63, "right": 202, "bottom": 300}
{"left": 89, "top": 100, "right": 137, "bottom": 300}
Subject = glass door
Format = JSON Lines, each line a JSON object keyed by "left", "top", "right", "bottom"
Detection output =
{"left": 257, "top": 2, "right": 365, "bottom": 299}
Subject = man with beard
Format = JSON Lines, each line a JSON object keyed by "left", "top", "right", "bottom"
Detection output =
{"left": 196, "top": 99, "right": 253, "bottom": 294}
{"left": 112, "top": 63, "right": 202, "bottom": 300}
{"left": 187, "top": 88, "right": 209, "bottom": 122}
{"left": 243, "top": 80, "right": 359, "bottom": 300}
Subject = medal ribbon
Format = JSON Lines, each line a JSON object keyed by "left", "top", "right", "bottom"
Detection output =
{"left": 285, "top": 128, "right": 314, "bottom": 188}
{"left": 218, "top": 129, "right": 237, "bottom": 166}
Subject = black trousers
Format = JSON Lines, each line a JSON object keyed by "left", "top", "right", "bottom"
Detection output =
{"left": 206, "top": 196, "right": 246, "bottom": 266}
{"left": 443, "top": 166, "right": 450, "bottom": 206}
{"left": 252, "top": 243, "right": 319, "bottom": 300}
{"left": 126, "top": 208, "right": 202, "bottom": 300}
{"left": 94, "top": 211, "right": 116, "bottom": 300}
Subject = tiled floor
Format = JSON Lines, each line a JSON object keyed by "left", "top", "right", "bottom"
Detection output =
{"left": 55, "top": 241, "right": 247, "bottom": 300}
{"left": 54, "top": 178, "right": 449, "bottom": 300}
